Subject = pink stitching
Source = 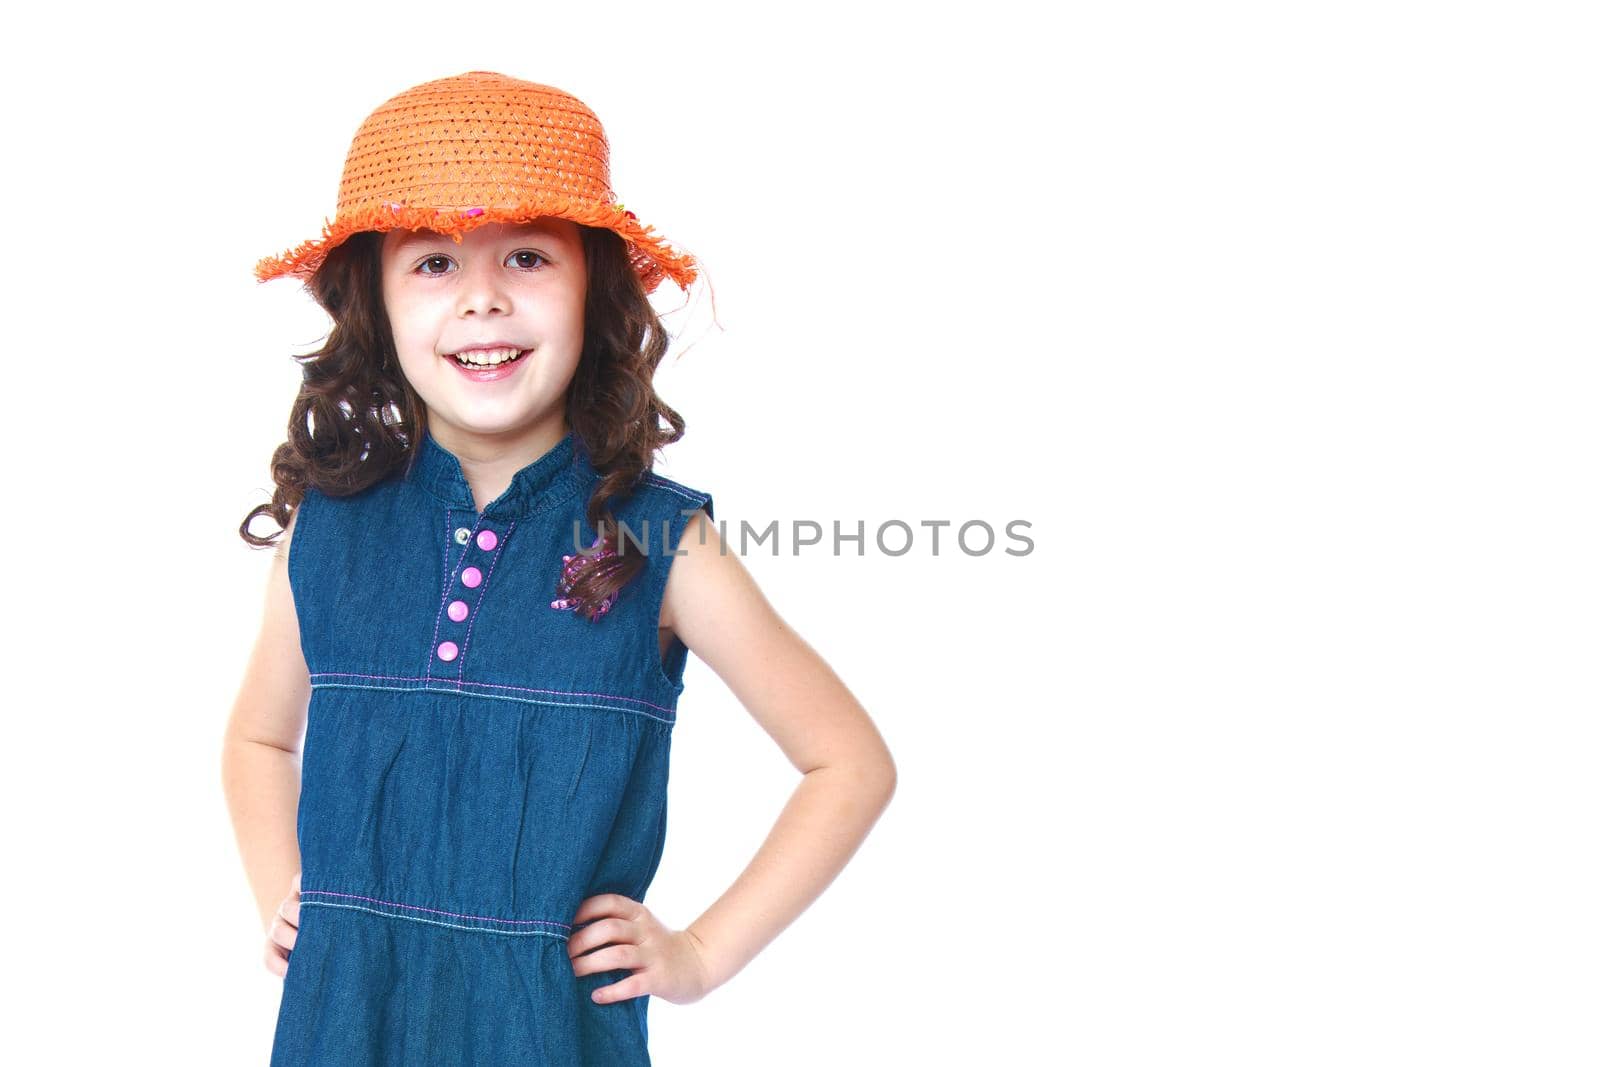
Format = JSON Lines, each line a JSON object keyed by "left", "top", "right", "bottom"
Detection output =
{"left": 455, "top": 519, "right": 515, "bottom": 680}
{"left": 300, "top": 889, "right": 571, "bottom": 928}
{"left": 441, "top": 508, "right": 453, "bottom": 602}
{"left": 311, "top": 680, "right": 675, "bottom": 726}
{"left": 309, "top": 672, "right": 678, "bottom": 714}
{"left": 428, "top": 507, "right": 453, "bottom": 675}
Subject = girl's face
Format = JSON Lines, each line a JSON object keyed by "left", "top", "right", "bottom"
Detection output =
{"left": 380, "top": 219, "right": 587, "bottom": 442}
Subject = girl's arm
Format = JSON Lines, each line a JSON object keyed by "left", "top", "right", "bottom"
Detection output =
{"left": 665, "top": 510, "right": 898, "bottom": 991}
{"left": 221, "top": 507, "right": 312, "bottom": 933}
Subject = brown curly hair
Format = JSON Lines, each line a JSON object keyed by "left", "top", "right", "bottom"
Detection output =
{"left": 238, "top": 224, "right": 689, "bottom": 621}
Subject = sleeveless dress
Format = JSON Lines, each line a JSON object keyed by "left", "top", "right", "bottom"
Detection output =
{"left": 269, "top": 426, "right": 713, "bottom": 1066}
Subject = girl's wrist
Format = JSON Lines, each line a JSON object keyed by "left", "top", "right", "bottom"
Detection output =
{"left": 682, "top": 924, "right": 728, "bottom": 993}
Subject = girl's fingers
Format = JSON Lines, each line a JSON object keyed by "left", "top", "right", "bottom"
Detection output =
{"left": 590, "top": 969, "right": 650, "bottom": 1005}
{"left": 571, "top": 893, "right": 639, "bottom": 926}
{"left": 570, "top": 941, "right": 642, "bottom": 979}
{"left": 269, "top": 913, "right": 298, "bottom": 952}
{"left": 264, "top": 879, "right": 304, "bottom": 977}
{"left": 565, "top": 917, "right": 634, "bottom": 960}
{"left": 263, "top": 940, "right": 289, "bottom": 978}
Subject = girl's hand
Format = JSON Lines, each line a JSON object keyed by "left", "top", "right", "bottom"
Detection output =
{"left": 569, "top": 893, "right": 716, "bottom": 1006}
{"left": 263, "top": 871, "right": 301, "bottom": 978}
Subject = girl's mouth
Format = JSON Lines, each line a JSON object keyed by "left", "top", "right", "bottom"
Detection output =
{"left": 445, "top": 348, "right": 530, "bottom": 382}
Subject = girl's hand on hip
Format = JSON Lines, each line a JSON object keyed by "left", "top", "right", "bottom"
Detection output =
{"left": 264, "top": 871, "right": 301, "bottom": 978}
{"left": 569, "top": 893, "right": 715, "bottom": 1006}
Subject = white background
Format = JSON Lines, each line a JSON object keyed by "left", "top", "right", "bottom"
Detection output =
{"left": 0, "top": 1, "right": 1594, "bottom": 1064}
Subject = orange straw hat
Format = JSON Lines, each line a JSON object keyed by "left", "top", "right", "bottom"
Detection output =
{"left": 253, "top": 70, "right": 698, "bottom": 295}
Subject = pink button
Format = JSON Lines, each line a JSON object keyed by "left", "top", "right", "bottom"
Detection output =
{"left": 448, "top": 599, "right": 469, "bottom": 622}
{"left": 461, "top": 566, "right": 483, "bottom": 588}
{"left": 476, "top": 529, "right": 498, "bottom": 551}
{"left": 437, "top": 640, "right": 459, "bottom": 662}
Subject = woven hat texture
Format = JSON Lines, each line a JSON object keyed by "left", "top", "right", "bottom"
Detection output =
{"left": 253, "top": 71, "right": 697, "bottom": 295}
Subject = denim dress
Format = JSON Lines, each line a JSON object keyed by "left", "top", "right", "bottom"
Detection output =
{"left": 269, "top": 427, "right": 713, "bottom": 1065}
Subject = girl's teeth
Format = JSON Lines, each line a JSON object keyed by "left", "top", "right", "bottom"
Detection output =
{"left": 453, "top": 347, "right": 524, "bottom": 366}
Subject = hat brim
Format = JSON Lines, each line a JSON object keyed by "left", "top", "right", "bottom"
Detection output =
{"left": 253, "top": 202, "right": 697, "bottom": 295}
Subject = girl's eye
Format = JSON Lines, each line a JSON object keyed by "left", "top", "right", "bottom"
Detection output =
{"left": 414, "top": 250, "right": 548, "bottom": 276}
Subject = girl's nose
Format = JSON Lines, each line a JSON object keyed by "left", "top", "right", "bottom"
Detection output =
{"left": 456, "top": 272, "right": 513, "bottom": 316}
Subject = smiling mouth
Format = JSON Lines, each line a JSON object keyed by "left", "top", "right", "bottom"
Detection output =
{"left": 447, "top": 347, "right": 530, "bottom": 368}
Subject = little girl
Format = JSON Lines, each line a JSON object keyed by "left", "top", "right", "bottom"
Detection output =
{"left": 221, "top": 71, "right": 896, "bottom": 1065}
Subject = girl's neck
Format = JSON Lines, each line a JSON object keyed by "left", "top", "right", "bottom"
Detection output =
{"left": 425, "top": 415, "right": 572, "bottom": 516}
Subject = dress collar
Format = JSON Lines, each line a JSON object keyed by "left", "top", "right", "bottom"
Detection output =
{"left": 407, "top": 426, "right": 595, "bottom": 519}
